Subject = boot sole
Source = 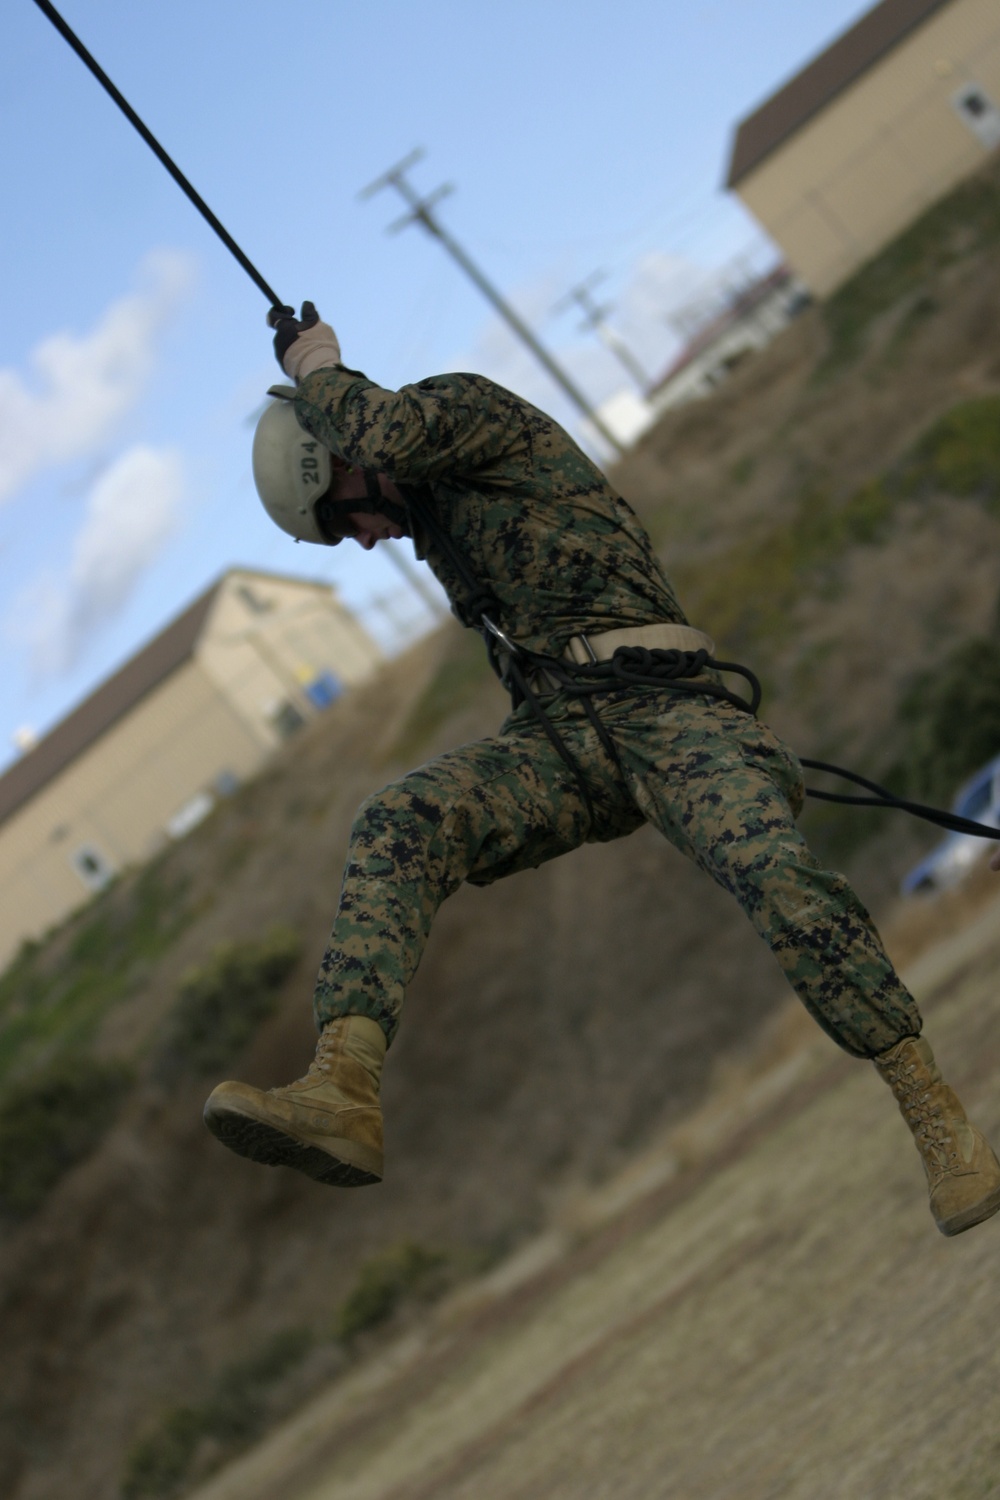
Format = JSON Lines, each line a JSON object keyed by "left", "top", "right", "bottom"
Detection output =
{"left": 936, "top": 1181, "right": 1000, "bottom": 1237}
{"left": 203, "top": 1098, "right": 382, "bottom": 1187}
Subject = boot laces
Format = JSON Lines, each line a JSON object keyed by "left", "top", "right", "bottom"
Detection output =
{"left": 276, "top": 1025, "right": 342, "bottom": 1093}
{"left": 887, "top": 1056, "right": 962, "bottom": 1175}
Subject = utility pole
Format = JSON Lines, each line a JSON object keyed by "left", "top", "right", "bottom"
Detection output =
{"left": 555, "top": 271, "right": 653, "bottom": 395}
{"left": 359, "top": 150, "right": 624, "bottom": 457}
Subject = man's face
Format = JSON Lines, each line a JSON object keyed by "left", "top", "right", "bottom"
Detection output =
{"left": 327, "top": 461, "right": 406, "bottom": 549}
{"left": 347, "top": 511, "right": 406, "bottom": 551}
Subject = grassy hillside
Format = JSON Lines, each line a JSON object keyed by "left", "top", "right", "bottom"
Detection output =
{"left": 3, "top": 152, "right": 1000, "bottom": 1500}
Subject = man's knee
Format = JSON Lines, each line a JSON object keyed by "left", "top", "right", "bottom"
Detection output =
{"left": 347, "top": 774, "right": 434, "bottom": 870}
{"left": 349, "top": 775, "right": 452, "bottom": 879}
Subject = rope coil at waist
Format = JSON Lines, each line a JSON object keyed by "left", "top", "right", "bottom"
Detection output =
{"left": 485, "top": 619, "right": 763, "bottom": 831}
{"left": 497, "top": 622, "right": 762, "bottom": 717}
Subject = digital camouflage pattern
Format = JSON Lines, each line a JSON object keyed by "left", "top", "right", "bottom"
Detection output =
{"left": 298, "top": 368, "right": 922, "bottom": 1060}
{"left": 314, "top": 692, "right": 921, "bottom": 1059}
{"left": 294, "top": 368, "right": 687, "bottom": 655}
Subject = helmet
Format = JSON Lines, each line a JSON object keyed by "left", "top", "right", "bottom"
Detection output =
{"left": 252, "top": 388, "right": 335, "bottom": 545}
{"left": 251, "top": 388, "right": 410, "bottom": 546}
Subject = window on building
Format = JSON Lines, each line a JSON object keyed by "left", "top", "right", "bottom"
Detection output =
{"left": 270, "top": 700, "right": 306, "bottom": 740}
{"left": 304, "top": 670, "right": 342, "bottom": 710}
{"left": 166, "top": 791, "right": 215, "bottom": 841}
{"left": 952, "top": 85, "right": 1000, "bottom": 150}
{"left": 70, "top": 844, "right": 116, "bottom": 891}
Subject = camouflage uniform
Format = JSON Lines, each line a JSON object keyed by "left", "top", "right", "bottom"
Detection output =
{"left": 293, "top": 368, "right": 922, "bottom": 1060}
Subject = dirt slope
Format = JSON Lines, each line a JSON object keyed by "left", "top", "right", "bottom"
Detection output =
{"left": 3, "top": 155, "right": 1000, "bottom": 1500}
{"left": 184, "top": 878, "right": 1000, "bottom": 1500}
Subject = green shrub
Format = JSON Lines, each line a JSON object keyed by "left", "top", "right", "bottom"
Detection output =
{"left": 682, "top": 395, "right": 1000, "bottom": 656}
{"left": 335, "top": 1241, "right": 448, "bottom": 1343}
{"left": 121, "top": 1406, "right": 208, "bottom": 1500}
{"left": 0, "top": 1054, "right": 132, "bottom": 1216}
{"left": 894, "top": 636, "right": 1000, "bottom": 805}
{"left": 121, "top": 1328, "right": 312, "bottom": 1499}
{"left": 728, "top": 454, "right": 756, "bottom": 486}
{"left": 898, "top": 396, "right": 1000, "bottom": 510}
{"left": 679, "top": 479, "right": 899, "bottom": 651}
{"left": 158, "top": 926, "right": 301, "bottom": 1077}
{"left": 0, "top": 862, "right": 192, "bottom": 1087}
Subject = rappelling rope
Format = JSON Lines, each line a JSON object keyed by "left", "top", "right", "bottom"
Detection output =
{"left": 799, "top": 760, "right": 1000, "bottom": 838}
{"left": 31, "top": 0, "right": 285, "bottom": 311}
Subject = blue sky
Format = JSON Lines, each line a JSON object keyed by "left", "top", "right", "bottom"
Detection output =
{"left": 0, "top": 0, "right": 871, "bottom": 771}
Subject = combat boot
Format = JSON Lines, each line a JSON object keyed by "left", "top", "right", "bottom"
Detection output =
{"left": 203, "top": 1015, "right": 385, "bottom": 1186}
{"left": 874, "top": 1035, "right": 1000, "bottom": 1236}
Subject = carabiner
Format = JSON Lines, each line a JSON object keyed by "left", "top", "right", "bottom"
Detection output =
{"left": 481, "top": 614, "right": 521, "bottom": 657}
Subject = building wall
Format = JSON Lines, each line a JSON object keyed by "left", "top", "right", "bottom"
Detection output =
{"left": 0, "top": 571, "right": 383, "bottom": 970}
{"left": 735, "top": 0, "right": 1000, "bottom": 294}
{"left": 197, "top": 572, "right": 382, "bottom": 745}
{"left": 0, "top": 660, "right": 266, "bottom": 969}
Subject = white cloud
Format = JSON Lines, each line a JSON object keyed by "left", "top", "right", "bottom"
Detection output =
{"left": 13, "top": 445, "right": 184, "bottom": 677}
{"left": 0, "top": 249, "right": 194, "bottom": 505}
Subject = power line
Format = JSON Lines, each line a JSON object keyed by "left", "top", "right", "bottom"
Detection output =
{"left": 554, "top": 272, "right": 653, "bottom": 395}
{"left": 359, "top": 150, "right": 624, "bottom": 457}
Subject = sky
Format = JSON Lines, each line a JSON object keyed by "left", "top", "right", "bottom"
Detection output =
{"left": 0, "top": 0, "right": 874, "bottom": 773}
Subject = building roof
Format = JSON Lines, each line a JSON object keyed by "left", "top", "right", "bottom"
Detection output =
{"left": 0, "top": 582, "right": 222, "bottom": 831}
{"left": 726, "top": 0, "right": 954, "bottom": 187}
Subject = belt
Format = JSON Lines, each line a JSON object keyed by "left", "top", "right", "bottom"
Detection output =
{"left": 563, "top": 622, "right": 715, "bottom": 665}
{"left": 525, "top": 622, "right": 716, "bottom": 696}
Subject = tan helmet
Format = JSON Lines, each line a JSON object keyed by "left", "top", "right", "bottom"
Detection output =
{"left": 251, "top": 387, "right": 335, "bottom": 545}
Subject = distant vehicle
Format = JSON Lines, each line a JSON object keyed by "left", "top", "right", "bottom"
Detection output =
{"left": 901, "top": 753, "right": 1000, "bottom": 895}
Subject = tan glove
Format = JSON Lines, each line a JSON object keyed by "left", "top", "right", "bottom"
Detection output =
{"left": 267, "top": 301, "right": 342, "bottom": 382}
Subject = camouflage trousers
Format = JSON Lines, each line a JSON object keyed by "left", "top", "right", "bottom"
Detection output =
{"left": 314, "top": 687, "right": 922, "bottom": 1058}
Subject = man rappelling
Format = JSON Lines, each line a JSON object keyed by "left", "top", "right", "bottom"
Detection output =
{"left": 203, "top": 302, "right": 1000, "bottom": 1239}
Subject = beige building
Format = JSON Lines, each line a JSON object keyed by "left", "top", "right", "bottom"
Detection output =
{"left": 727, "top": 0, "right": 1000, "bottom": 296}
{"left": 0, "top": 568, "right": 381, "bottom": 969}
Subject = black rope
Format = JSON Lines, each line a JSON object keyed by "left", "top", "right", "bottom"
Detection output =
{"left": 502, "top": 656, "right": 598, "bottom": 829}
{"left": 519, "top": 645, "right": 762, "bottom": 717}
{"left": 801, "top": 759, "right": 1000, "bottom": 841}
{"left": 31, "top": 0, "right": 285, "bottom": 310}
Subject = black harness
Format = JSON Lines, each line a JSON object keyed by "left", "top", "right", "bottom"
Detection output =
{"left": 403, "top": 489, "right": 1000, "bottom": 846}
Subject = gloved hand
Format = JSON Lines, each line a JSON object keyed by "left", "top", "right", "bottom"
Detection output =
{"left": 266, "top": 301, "right": 342, "bottom": 381}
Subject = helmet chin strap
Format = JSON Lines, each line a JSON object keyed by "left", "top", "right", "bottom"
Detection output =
{"left": 312, "top": 469, "right": 411, "bottom": 544}
{"left": 360, "top": 469, "right": 410, "bottom": 531}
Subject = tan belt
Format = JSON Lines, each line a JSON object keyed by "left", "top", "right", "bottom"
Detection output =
{"left": 562, "top": 622, "right": 715, "bottom": 665}
{"left": 525, "top": 623, "right": 716, "bottom": 696}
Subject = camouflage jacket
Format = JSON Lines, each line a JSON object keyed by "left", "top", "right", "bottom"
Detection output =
{"left": 294, "top": 367, "right": 687, "bottom": 657}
